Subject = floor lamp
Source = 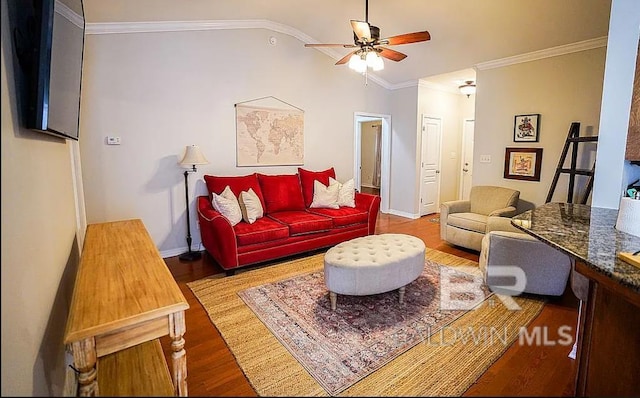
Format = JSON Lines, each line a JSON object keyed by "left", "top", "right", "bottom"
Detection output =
{"left": 178, "top": 145, "right": 209, "bottom": 261}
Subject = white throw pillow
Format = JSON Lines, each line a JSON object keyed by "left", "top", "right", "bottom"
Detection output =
{"left": 239, "top": 188, "right": 264, "bottom": 224}
{"left": 310, "top": 180, "right": 340, "bottom": 209}
{"left": 211, "top": 186, "right": 242, "bottom": 226}
{"left": 330, "top": 177, "right": 356, "bottom": 208}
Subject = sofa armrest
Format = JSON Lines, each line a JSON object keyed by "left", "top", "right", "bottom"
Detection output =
{"left": 488, "top": 206, "right": 517, "bottom": 217}
{"left": 197, "top": 195, "right": 239, "bottom": 270}
{"left": 441, "top": 200, "right": 471, "bottom": 215}
{"left": 355, "top": 192, "right": 381, "bottom": 235}
{"left": 486, "top": 215, "right": 523, "bottom": 234}
{"left": 440, "top": 200, "right": 471, "bottom": 239}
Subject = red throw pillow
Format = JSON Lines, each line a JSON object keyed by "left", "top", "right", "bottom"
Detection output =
{"left": 257, "top": 174, "right": 305, "bottom": 214}
{"left": 298, "top": 167, "right": 336, "bottom": 208}
{"left": 203, "top": 173, "right": 266, "bottom": 209}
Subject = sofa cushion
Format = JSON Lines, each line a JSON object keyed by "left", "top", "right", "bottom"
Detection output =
{"left": 298, "top": 167, "right": 336, "bottom": 208}
{"left": 310, "top": 180, "right": 340, "bottom": 209}
{"left": 238, "top": 188, "right": 264, "bottom": 224}
{"left": 330, "top": 177, "right": 356, "bottom": 208}
{"left": 447, "top": 212, "right": 488, "bottom": 234}
{"left": 204, "top": 173, "right": 266, "bottom": 210}
{"left": 268, "top": 210, "right": 333, "bottom": 236}
{"left": 258, "top": 174, "right": 306, "bottom": 214}
{"left": 211, "top": 186, "right": 243, "bottom": 226}
{"left": 234, "top": 217, "right": 289, "bottom": 246}
{"left": 307, "top": 206, "right": 368, "bottom": 227}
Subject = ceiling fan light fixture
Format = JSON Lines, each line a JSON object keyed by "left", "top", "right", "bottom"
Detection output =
{"left": 348, "top": 53, "right": 362, "bottom": 70}
{"left": 372, "top": 56, "right": 384, "bottom": 71}
{"left": 365, "top": 50, "right": 384, "bottom": 71}
{"left": 365, "top": 50, "right": 378, "bottom": 66}
{"left": 459, "top": 80, "right": 476, "bottom": 97}
{"left": 348, "top": 52, "right": 367, "bottom": 73}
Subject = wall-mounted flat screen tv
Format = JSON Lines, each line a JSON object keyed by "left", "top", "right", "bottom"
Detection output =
{"left": 13, "top": 0, "right": 85, "bottom": 140}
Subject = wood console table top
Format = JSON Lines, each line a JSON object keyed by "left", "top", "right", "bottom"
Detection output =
{"left": 64, "top": 219, "right": 189, "bottom": 396}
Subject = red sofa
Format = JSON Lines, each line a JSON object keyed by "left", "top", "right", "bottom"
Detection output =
{"left": 197, "top": 168, "right": 381, "bottom": 275}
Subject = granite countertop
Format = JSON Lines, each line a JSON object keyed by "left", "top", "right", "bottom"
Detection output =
{"left": 511, "top": 202, "right": 640, "bottom": 293}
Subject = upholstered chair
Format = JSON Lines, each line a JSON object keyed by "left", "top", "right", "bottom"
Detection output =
{"left": 440, "top": 185, "right": 520, "bottom": 251}
{"left": 479, "top": 217, "right": 573, "bottom": 296}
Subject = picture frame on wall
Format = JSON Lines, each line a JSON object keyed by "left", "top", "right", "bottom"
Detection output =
{"left": 504, "top": 147, "right": 543, "bottom": 181}
{"left": 514, "top": 114, "right": 540, "bottom": 142}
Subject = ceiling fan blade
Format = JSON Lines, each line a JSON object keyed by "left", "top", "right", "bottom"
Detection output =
{"left": 379, "top": 31, "right": 431, "bottom": 45}
{"left": 336, "top": 50, "right": 358, "bottom": 65}
{"left": 305, "top": 43, "right": 358, "bottom": 48}
{"left": 378, "top": 47, "right": 407, "bottom": 62}
{"left": 350, "top": 20, "right": 371, "bottom": 42}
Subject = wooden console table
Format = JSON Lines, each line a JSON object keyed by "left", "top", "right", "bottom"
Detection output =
{"left": 64, "top": 219, "right": 189, "bottom": 396}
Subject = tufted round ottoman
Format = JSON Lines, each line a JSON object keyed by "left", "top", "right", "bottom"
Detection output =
{"left": 323, "top": 233, "right": 426, "bottom": 310}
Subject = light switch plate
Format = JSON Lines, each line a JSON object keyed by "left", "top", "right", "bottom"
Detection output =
{"left": 480, "top": 155, "right": 491, "bottom": 163}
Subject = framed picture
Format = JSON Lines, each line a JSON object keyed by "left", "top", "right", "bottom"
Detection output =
{"left": 514, "top": 114, "right": 540, "bottom": 142}
{"left": 504, "top": 147, "right": 543, "bottom": 181}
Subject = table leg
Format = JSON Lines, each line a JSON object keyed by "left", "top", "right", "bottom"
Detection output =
{"left": 399, "top": 286, "right": 406, "bottom": 304}
{"left": 169, "top": 311, "right": 188, "bottom": 396}
{"left": 329, "top": 291, "right": 337, "bottom": 311}
{"left": 71, "top": 338, "right": 98, "bottom": 396}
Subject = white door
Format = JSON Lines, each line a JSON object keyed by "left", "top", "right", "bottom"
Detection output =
{"left": 420, "top": 116, "right": 442, "bottom": 216}
{"left": 460, "top": 119, "right": 475, "bottom": 200}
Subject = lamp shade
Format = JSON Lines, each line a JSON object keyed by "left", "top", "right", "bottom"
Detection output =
{"left": 179, "top": 145, "right": 209, "bottom": 167}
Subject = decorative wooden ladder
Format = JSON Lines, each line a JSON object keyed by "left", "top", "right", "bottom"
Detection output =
{"left": 545, "top": 122, "right": 598, "bottom": 204}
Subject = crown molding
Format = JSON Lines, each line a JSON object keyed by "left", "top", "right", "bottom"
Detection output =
{"left": 85, "top": 19, "right": 395, "bottom": 89}
{"left": 85, "top": 19, "right": 607, "bottom": 90}
{"left": 418, "top": 80, "right": 460, "bottom": 95}
{"left": 475, "top": 36, "right": 608, "bottom": 70}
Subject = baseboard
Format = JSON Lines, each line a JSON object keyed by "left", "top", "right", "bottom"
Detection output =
{"left": 159, "top": 242, "right": 204, "bottom": 259}
{"left": 387, "top": 209, "right": 420, "bottom": 219}
{"left": 63, "top": 350, "right": 77, "bottom": 397}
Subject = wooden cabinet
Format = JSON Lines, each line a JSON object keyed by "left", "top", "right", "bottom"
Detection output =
{"left": 574, "top": 260, "right": 640, "bottom": 396}
{"left": 64, "top": 219, "right": 189, "bottom": 396}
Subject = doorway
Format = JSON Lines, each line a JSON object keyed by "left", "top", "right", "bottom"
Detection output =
{"left": 354, "top": 112, "right": 391, "bottom": 213}
{"left": 419, "top": 116, "right": 442, "bottom": 216}
{"left": 359, "top": 121, "right": 381, "bottom": 196}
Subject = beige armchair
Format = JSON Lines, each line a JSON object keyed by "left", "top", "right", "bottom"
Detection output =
{"left": 440, "top": 185, "right": 520, "bottom": 251}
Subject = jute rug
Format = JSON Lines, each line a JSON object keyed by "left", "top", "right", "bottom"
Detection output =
{"left": 188, "top": 249, "right": 546, "bottom": 396}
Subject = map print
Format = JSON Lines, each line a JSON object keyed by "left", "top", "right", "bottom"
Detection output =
{"left": 236, "top": 104, "right": 304, "bottom": 166}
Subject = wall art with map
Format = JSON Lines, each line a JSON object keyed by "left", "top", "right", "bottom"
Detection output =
{"left": 235, "top": 97, "right": 304, "bottom": 166}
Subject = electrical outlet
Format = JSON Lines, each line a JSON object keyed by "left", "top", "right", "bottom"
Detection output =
{"left": 480, "top": 155, "right": 491, "bottom": 163}
{"left": 106, "top": 136, "right": 121, "bottom": 145}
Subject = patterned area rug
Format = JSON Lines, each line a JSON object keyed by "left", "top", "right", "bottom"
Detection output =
{"left": 238, "top": 261, "right": 491, "bottom": 395}
{"left": 188, "top": 249, "right": 546, "bottom": 396}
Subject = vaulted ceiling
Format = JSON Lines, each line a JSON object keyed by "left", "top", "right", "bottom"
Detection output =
{"left": 81, "top": 0, "right": 612, "bottom": 88}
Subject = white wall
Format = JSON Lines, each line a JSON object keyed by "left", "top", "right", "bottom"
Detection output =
{"left": 417, "top": 84, "right": 468, "bottom": 203}
{"left": 1, "top": 2, "right": 81, "bottom": 394}
{"left": 473, "top": 48, "right": 606, "bottom": 207}
{"left": 388, "top": 86, "right": 419, "bottom": 217}
{"left": 592, "top": 0, "right": 640, "bottom": 208}
{"left": 79, "top": 28, "right": 390, "bottom": 255}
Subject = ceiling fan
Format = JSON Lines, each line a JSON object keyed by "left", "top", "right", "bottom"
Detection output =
{"left": 304, "top": 0, "right": 431, "bottom": 71}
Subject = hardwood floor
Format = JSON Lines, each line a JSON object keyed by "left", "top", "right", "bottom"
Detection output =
{"left": 161, "top": 213, "right": 579, "bottom": 396}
